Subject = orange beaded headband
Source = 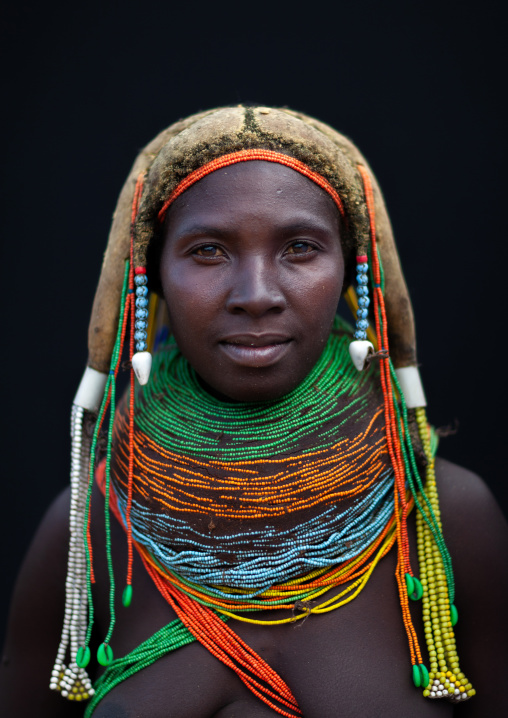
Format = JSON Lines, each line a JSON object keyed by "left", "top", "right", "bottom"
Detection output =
{"left": 157, "top": 149, "right": 347, "bottom": 224}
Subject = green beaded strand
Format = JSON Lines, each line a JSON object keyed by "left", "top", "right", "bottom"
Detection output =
{"left": 135, "top": 317, "right": 373, "bottom": 462}
{"left": 84, "top": 615, "right": 229, "bottom": 717}
{"left": 80, "top": 261, "right": 130, "bottom": 660}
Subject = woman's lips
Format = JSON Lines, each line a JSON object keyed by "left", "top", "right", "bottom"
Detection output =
{"left": 218, "top": 335, "right": 292, "bottom": 368}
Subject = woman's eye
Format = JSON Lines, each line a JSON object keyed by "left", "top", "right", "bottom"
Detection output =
{"left": 194, "top": 245, "right": 225, "bottom": 258}
{"left": 286, "top": 241, "right": 315, "bottom": 255}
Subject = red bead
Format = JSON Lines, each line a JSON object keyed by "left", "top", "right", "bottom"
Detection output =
{"left": 356, "top": 255, "right": 368, "bottom": 263}
{"left": 134, "top": 266, "right": 147, "bottom": 274}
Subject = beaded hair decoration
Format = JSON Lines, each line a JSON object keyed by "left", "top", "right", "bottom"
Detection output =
{"left": 51, "top": 107, "right": 474, "bottom": 711}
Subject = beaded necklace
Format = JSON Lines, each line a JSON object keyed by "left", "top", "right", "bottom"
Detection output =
{"left": 110, "top": 325, "right": 395, "bottom": 595}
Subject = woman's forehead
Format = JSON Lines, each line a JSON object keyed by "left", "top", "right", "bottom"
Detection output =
{"left": 164, "top": 160, "right": 342, "bottom": 229}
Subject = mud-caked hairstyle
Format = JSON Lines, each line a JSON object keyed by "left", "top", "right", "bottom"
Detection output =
{"left": 88, "top": 106, "right": 416, "bottom": 375}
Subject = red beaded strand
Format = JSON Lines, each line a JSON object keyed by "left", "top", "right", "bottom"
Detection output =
{"left": 357, "top": 164, "right": 422, "bottom": 667}
{"left": 145, "top": 559, "right": 302, "bottom": 717}
{"left": 126, "top": 174, "right": 145, "bottom": 592}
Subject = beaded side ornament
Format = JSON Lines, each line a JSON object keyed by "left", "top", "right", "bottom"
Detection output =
{"left": 348, "top": 255, "right": 374, "bottom": 371}
{"left": 131, "top": 267, "right": 152, "bottom": 386}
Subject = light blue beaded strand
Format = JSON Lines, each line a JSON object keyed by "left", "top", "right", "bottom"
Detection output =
{"left": 113, "top": 471, "right": 395, "bottom": 597}
{"left": 354, "top": 261, "right": 370, "bottom": 340}
{"left": 134, "top": 273, "right": 149, "bottom": 352}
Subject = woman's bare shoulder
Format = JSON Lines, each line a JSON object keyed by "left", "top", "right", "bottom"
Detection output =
{"left": 433, "top": 457, "right": 508, "bottom": 717}
{"left": 434, "top": 456, "right": 507, "bottom": 549}
{"left": 0, "top": 487, "right": 85, "bottom": 718}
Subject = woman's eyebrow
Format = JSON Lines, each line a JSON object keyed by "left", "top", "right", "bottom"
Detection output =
{"left": 276, "top": 220, "right": 338, "bottom": 237}
{"left": 171, "top": 224, "right": 231, "bottom": 240}
{"left": 172, "top": 219, "right": 337, "bottom": 241}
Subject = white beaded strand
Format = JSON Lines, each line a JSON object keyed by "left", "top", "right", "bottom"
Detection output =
{"left": 50, "top": 404, "right": 94, "bottom": 700}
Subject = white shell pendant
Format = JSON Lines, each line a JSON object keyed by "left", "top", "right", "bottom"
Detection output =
{"left": 132, "top": 351, "right": 152, "bottom": 385}
{"left": 348, "top": 340, "right": 374, "bottom": 371}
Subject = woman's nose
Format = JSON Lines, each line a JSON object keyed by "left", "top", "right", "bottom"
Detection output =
{"left": 225, "top": 256, "right": 286, "bottom": 317}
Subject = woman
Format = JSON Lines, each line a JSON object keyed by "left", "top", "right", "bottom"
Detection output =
{"left": 1, "top": 106, "right": 507, "bottom": 717}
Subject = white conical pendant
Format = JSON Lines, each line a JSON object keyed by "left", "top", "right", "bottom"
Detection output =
{"left": 132, "top": 351, "right": 152, "bottom": 385}
{"left": 348, "top": 340, "right": 374, "bottom": 371}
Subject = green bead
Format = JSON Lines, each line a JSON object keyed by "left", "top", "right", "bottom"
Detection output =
{"left": 97, "top": 642, "right": 114, "bottom": 666}
{"left": 76, "top": 645, "right": 91, "bottom": 668}
{"left": 412, "top": 663, "right": 421, "bottom": 687}
{"left": 419, "top": 663, "right": 430, "bottom": 688}
{"left": 409, "top": 576, "right": 423, "bottom": 601}
{"left": 122, "top": 584, "right": 133, "bottom": 607}
{"left": 450, "top": 603, "right": 458, "bottom": 626}
{"left": 405, "top": 573, "right": 415, "bottom": 596}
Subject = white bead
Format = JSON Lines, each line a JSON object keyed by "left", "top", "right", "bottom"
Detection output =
{"left": 73, "top": 367, "right": 108, "bottom": 411}
{"left": 438, "top": 684, "right": 444, "bottom": 690}
{"left": 348, "top": 340, "right": 374, "bottom": 371}
{"left": 462, "top": 693, "right": 467, "bottom": 700}
{"left": 430, "top": 691, "right": 436, "bottom": 697}
{"left": 394, "top": 366, "right": 426, "bottom": 408}
{"left": 455, "top": 688, "right": 460, "bottom": 694}
{"left": 132, "top": 351, "right": 152, "bottom": 385}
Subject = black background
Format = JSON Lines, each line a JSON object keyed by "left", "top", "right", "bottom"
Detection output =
{"left": 1, "top": 1, "right": 506, "bottom": 647}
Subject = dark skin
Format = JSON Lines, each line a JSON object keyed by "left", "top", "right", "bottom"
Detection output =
{"left": 1, "top": 162, "right": 507, "bottom": 717}
{"left": 159, "top": 161, "right": 345, "bottom": 402}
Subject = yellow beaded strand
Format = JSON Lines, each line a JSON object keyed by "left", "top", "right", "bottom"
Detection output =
{"left": 415, "top": 407, "right": 475, "bottom": 702}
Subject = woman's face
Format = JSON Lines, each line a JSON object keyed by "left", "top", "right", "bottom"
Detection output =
{"left": 160, "top": 160, "right": 344, "bottom": 402}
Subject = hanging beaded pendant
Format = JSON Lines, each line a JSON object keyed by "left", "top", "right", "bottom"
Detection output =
{"left": 349, "top": 255, "right": 374, "bottom": 370}
{"left": 131, "top": 268, "right": 152, "bottom": 385}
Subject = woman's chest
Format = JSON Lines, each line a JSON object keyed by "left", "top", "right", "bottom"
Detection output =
{"left": 90, "top": 543, "right": 453, "bottom": 718}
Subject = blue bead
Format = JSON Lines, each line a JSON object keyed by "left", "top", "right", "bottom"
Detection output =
{"left": 135, "top": 320, "right": 148, "bottom": 330}
{"left": 136, "top": 296, "right": 148, "bottom": 309}
{"left": 357, "top": 286, "right": 368, "bottom": 296}
{"left": 358, "top": 296, "right": 370, "bottom": 308}
{"left": 134, "top": 274, "right": 148, "bottom": 286}
{"left": 134, "top": 330, "right": 147, "bottom": 341}
{"left": 135, "top": 308, "right": 149, "bottom": 320}
{"left": 357, "top": 319, "right": 369, "bottom": 330}
{"left": 357, "top": 274, "right": 368, "bottom": 285}
{"left": 354, "top": 330, "right": 367, "bottom": 340}
{"left": 356, "top": 308, "right": 368, "bottom": 319}
{"left": 357, "top": 262, "right": 369, "bottom": 273}
{"left": 136, "top": 285, "right": 148, "bottom": 297}
{"left": 136, "top": 340, "right": 147, "bottom": 352}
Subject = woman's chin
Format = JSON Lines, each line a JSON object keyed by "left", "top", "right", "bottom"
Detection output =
{"left": 196, "top": 370, "right": 301, "bottom": 404}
